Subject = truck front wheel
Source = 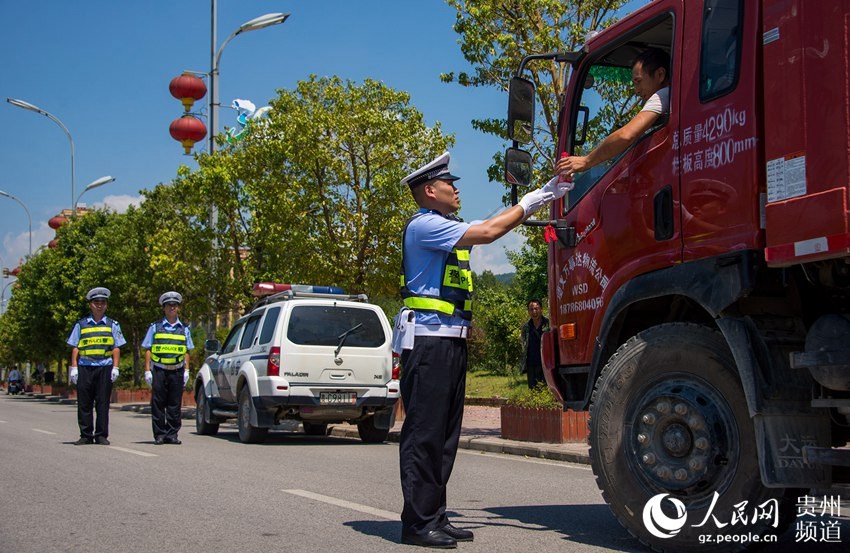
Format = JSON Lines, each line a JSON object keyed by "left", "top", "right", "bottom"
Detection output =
{"left": 589, "top": 323, "right": 785, "bottom": 552}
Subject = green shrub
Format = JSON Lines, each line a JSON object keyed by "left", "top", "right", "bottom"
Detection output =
{"left": 506, "top": 382, "right": 561, "bottom": 409}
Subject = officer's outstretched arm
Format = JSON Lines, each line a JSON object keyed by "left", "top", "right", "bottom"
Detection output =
{"left": 456, "top": 205, "right": 526, "bottom": 247}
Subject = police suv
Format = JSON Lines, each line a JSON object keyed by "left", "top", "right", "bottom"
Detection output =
{"left": 194, "top": 284, "right": 400, "bottom": 444}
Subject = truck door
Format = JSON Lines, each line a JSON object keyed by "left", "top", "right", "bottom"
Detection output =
{"left": 679, "top": 0, "right": 762, "bottom": 260}
{"left": 554, "top": 3, "right": 682, "bottom": 365}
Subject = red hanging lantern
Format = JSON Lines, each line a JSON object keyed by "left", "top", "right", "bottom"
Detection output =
{"left": 169, "top": 72, "right": 207, "bottom": 112}
{"left": 169, "top": 115, "right": 207, "bottom": 154}
{"left": 48, "top": 239, "right": 59, "bottom": 249}
{"left": 48, "top": 215, "right": 68, "bottom": 230}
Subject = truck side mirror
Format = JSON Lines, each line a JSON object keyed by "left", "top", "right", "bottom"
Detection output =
{"left": 505, "top": 148, "right": 533, "bottom": 187}
{"left": 508, "top": 77, "right": 535, "bottom": 144}
{"left": 204, "top": 339, "right": 221, "bottom": 353}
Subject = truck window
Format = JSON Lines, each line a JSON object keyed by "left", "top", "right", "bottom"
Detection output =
{"left": 699, "top": 0, "right": 743, "bottom": 101}
{"left": 239, "top": 314, "right": 262, "bottom": 350}
{"left": 565, "top": 16, "right": 673, "bottom": 212}
{"left": 221, "top": 321, "right": 244, "bottom": 355}
{"left": 258, "top": 306, "right": 280, "bottom": 345}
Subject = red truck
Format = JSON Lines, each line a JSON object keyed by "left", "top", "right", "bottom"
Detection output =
{"left": 506, "top": 0, "right": 850, "bottom": 550}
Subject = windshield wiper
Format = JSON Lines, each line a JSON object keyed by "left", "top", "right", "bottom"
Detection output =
{"left": 334, "top": 323, "right": 363, "bottom": 357}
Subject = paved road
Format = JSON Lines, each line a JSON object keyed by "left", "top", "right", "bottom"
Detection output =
{"left": 1, "top": 394, "right": 848, "bottom": 553}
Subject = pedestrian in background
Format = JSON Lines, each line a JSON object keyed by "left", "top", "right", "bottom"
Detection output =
{"left": 67, "top": 287, "right": 125, "bottom": 445}
{"left": 395, "top": 152, "right": 571, "bottom": 548}
{"left": 520, "top": 299, "right": 550, "bottom": 389}
{"left": 142, "top": 291, "right": 194, "bottom": 445}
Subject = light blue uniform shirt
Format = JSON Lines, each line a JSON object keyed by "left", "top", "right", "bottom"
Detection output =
{"left": 403, "top": 209, "right": 472, "bottom": 327}
{"left": 66, "top": 316, "right": 127, "bottom": 367}
{"left": 141, "top": 318, "right": 195, "bottom": 350}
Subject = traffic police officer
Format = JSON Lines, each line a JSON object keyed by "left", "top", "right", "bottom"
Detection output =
{"left": 396, "top": 152, "right": 570, "bottom": 548}
{"left": 67, "top": 287, "right": 126, "bottom": 445}
{"left": 142, "top": 291, "right": 194, "bottom": 445}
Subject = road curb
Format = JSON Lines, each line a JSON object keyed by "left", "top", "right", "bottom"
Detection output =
{"left": 328, "top": 425, "right": 590, "bottom": 465}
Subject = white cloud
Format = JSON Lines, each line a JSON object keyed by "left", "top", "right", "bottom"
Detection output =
{"left": 94, "top": 194, "right": 143, "bottom": 213}
{"left": 2, "top": 221, "right": 56, "bottom": 267}
{"left": 470, "top": 229, "right": 524, "bottom": 275}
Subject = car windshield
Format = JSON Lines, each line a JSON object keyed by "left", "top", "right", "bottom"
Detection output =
{"left": 287, "top": 306, "right": 385, "bottom": 347}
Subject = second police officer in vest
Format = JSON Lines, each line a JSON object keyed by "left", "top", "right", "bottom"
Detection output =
{"left": 396, "top": 152, "right": 571, "bottom": 548}
{"left": 67, "top": 287, "right": 126, "bottom": 445}
{"left": 142, "top": 291, "right": 194, "bottom": 445}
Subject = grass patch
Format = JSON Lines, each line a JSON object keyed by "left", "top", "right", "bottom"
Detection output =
{"left": 466, "top": 369, "right": 526, "bottom": 399}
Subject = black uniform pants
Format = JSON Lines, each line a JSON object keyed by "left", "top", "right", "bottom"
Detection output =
{"left": 77, "top": 365, "right": 113, "bottom": 439}
{"left": 399, "top": 336, "right": 467, "bottom": 535}
{"left": 151, "top": 367, "right": 183, "bottom": 440}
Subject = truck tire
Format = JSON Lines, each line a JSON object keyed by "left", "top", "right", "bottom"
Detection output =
{"left": 237, "top": 387, "right": 268, "bottom": 444}
{"left": 303, "top": 422, "right": 328, "bottom": 436}
{"left": 357, "top": 416, "right": 390, "bottom": 443}
{"left": 195, "top": 389, "right": 219, "bottom": 436}
{"left": 589, "top": 323, "right": 785, "bottom": 552}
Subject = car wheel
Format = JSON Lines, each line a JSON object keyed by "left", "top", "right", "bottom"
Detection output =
{"left": 195, "top": 389, "right": 219, "bottom": 436}
{"left": 303, "top": 422, "right": 329, "bottom": 436}
{"left": 237, "top": 387, "right": 268, "bottom": 444}
{"left": 357, "top": 416, "right": 390, "bottom": 444}
{"left": 589, "top": 323, "right": 786, "bottom": 552}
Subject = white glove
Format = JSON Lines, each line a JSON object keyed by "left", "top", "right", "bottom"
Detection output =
{"left": 542, "top": 174, "right": 574, "bottom": 197}
{"left": 183, "top": 369, "right": 189, "bottom": 387}
{"left": 144, "top": 370, "right": 153, "bottom": 386}
{"left": 111, "top": 367, "right": 120, "bottom": 383}
{"left": 69, "top": 367, "right": 78, "bottom": 385}
{"left": 518, "top": 176, "right": 573, "bottom": 217}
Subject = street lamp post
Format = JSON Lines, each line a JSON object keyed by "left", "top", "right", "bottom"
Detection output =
{"left": 0, "top": 190, "right": 32, "bottom": 258}
{"left": 209, "top": 10, "right": 290, "bottom": 155}
{"left": 205, "top": 3, "right": 289, "bottom": 337}
{"left": 73, "top": 176, "right": 116, "bottom": 213}
{"left": 6, "top": 98, "right": 75, "bottom": 211}
{"left": 1, "top": 281, "right": 14, "bottom": 316}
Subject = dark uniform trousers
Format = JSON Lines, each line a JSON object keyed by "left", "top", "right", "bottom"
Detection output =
{"left": 151, "top": 366, "right": 184, "bottom": 440}
{"left": 399, "top": 335, "right": 468, "bottom": 535}
{"left": 77, "top": 364, "right": 113, "bottom": 439}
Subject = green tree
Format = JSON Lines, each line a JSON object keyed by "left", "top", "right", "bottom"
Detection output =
{"left": 468, "top": 270, "right": 526, "bottom": 375}
{"left": 228, "top": 76, "right": 454, "bottom": 297}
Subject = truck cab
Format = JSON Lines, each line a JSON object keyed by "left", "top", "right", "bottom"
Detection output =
{"left": 506, "top": 0, "right": 850, "bottom": 549}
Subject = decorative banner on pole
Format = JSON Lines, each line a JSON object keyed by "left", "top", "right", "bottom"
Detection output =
{"left": 225, "top": 98, "right": 272, "bottom": 143}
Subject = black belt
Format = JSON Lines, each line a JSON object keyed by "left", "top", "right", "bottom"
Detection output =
{"left": 152, "top": 363, "right": 184, "bottom": 371}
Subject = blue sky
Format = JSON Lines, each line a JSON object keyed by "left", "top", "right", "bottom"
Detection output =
{"left": 0, "top": 0, "right": 646, "bottom": 289}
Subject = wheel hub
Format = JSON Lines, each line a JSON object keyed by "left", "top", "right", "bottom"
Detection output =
{"left": 631, "top": 382, "right": 734, "bottom": 492}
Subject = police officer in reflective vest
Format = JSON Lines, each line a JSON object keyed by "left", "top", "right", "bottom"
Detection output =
{"left": 396, "top": 152, "right": 571, "bottom": 548}
{"left": 142, "top": 291, "right": 194, "bottom": 445}
{"left": 67, "top": 287, "right": 126, "bottom": 445}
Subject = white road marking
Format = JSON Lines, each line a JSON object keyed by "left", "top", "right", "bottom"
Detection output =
{"left": 107, "top": 446, "right": 158, "bottom": 458}
{"left": 0, "top": 420, "right": 7, "bottom": 423}
{"left": 283, "top": 489, "right": 397, "bottom": 520}
{"left": 32, "top": 428, "right": 57, "bottom": 435}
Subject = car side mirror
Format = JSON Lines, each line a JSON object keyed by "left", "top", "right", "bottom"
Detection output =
{"left": 505, "top": 148, "right": 533, "bottom": 187}
{"left": 508, "top": 77, "right": 535, "bottom": 144}
{"left": 204, "top": 339, "right": 221, "bottom": 353}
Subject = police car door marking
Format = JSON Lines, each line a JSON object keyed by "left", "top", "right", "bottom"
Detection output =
{"left": 282, "top": 489, "right": 397, "bottom": 520}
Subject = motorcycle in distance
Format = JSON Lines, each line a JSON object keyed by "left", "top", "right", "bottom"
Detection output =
{"left": 6, "top": 380, "right": 23, "bottom": 395}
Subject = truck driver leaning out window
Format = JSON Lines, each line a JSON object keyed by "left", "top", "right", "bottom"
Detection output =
{"left": 560, "top": 47, "right": 670, "bottom": 178}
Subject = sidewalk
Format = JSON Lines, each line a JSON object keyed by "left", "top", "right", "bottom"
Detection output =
{"left": 17, "top": 391, "right": 591, "bottom": 465}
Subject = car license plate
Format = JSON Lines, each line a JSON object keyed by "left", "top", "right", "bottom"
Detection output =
{"left": 320, "top": 392, "right": 357, "bottom": 405}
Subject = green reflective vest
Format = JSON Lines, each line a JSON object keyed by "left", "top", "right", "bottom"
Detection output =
{"left": 150, "top": 321, "right": 188, "bottom": 366}
{"left": 77, "top": 318, "right": 116, "bottom": 362}
{"left": 399, "top": 212, "right": 474, "bottom": 321}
